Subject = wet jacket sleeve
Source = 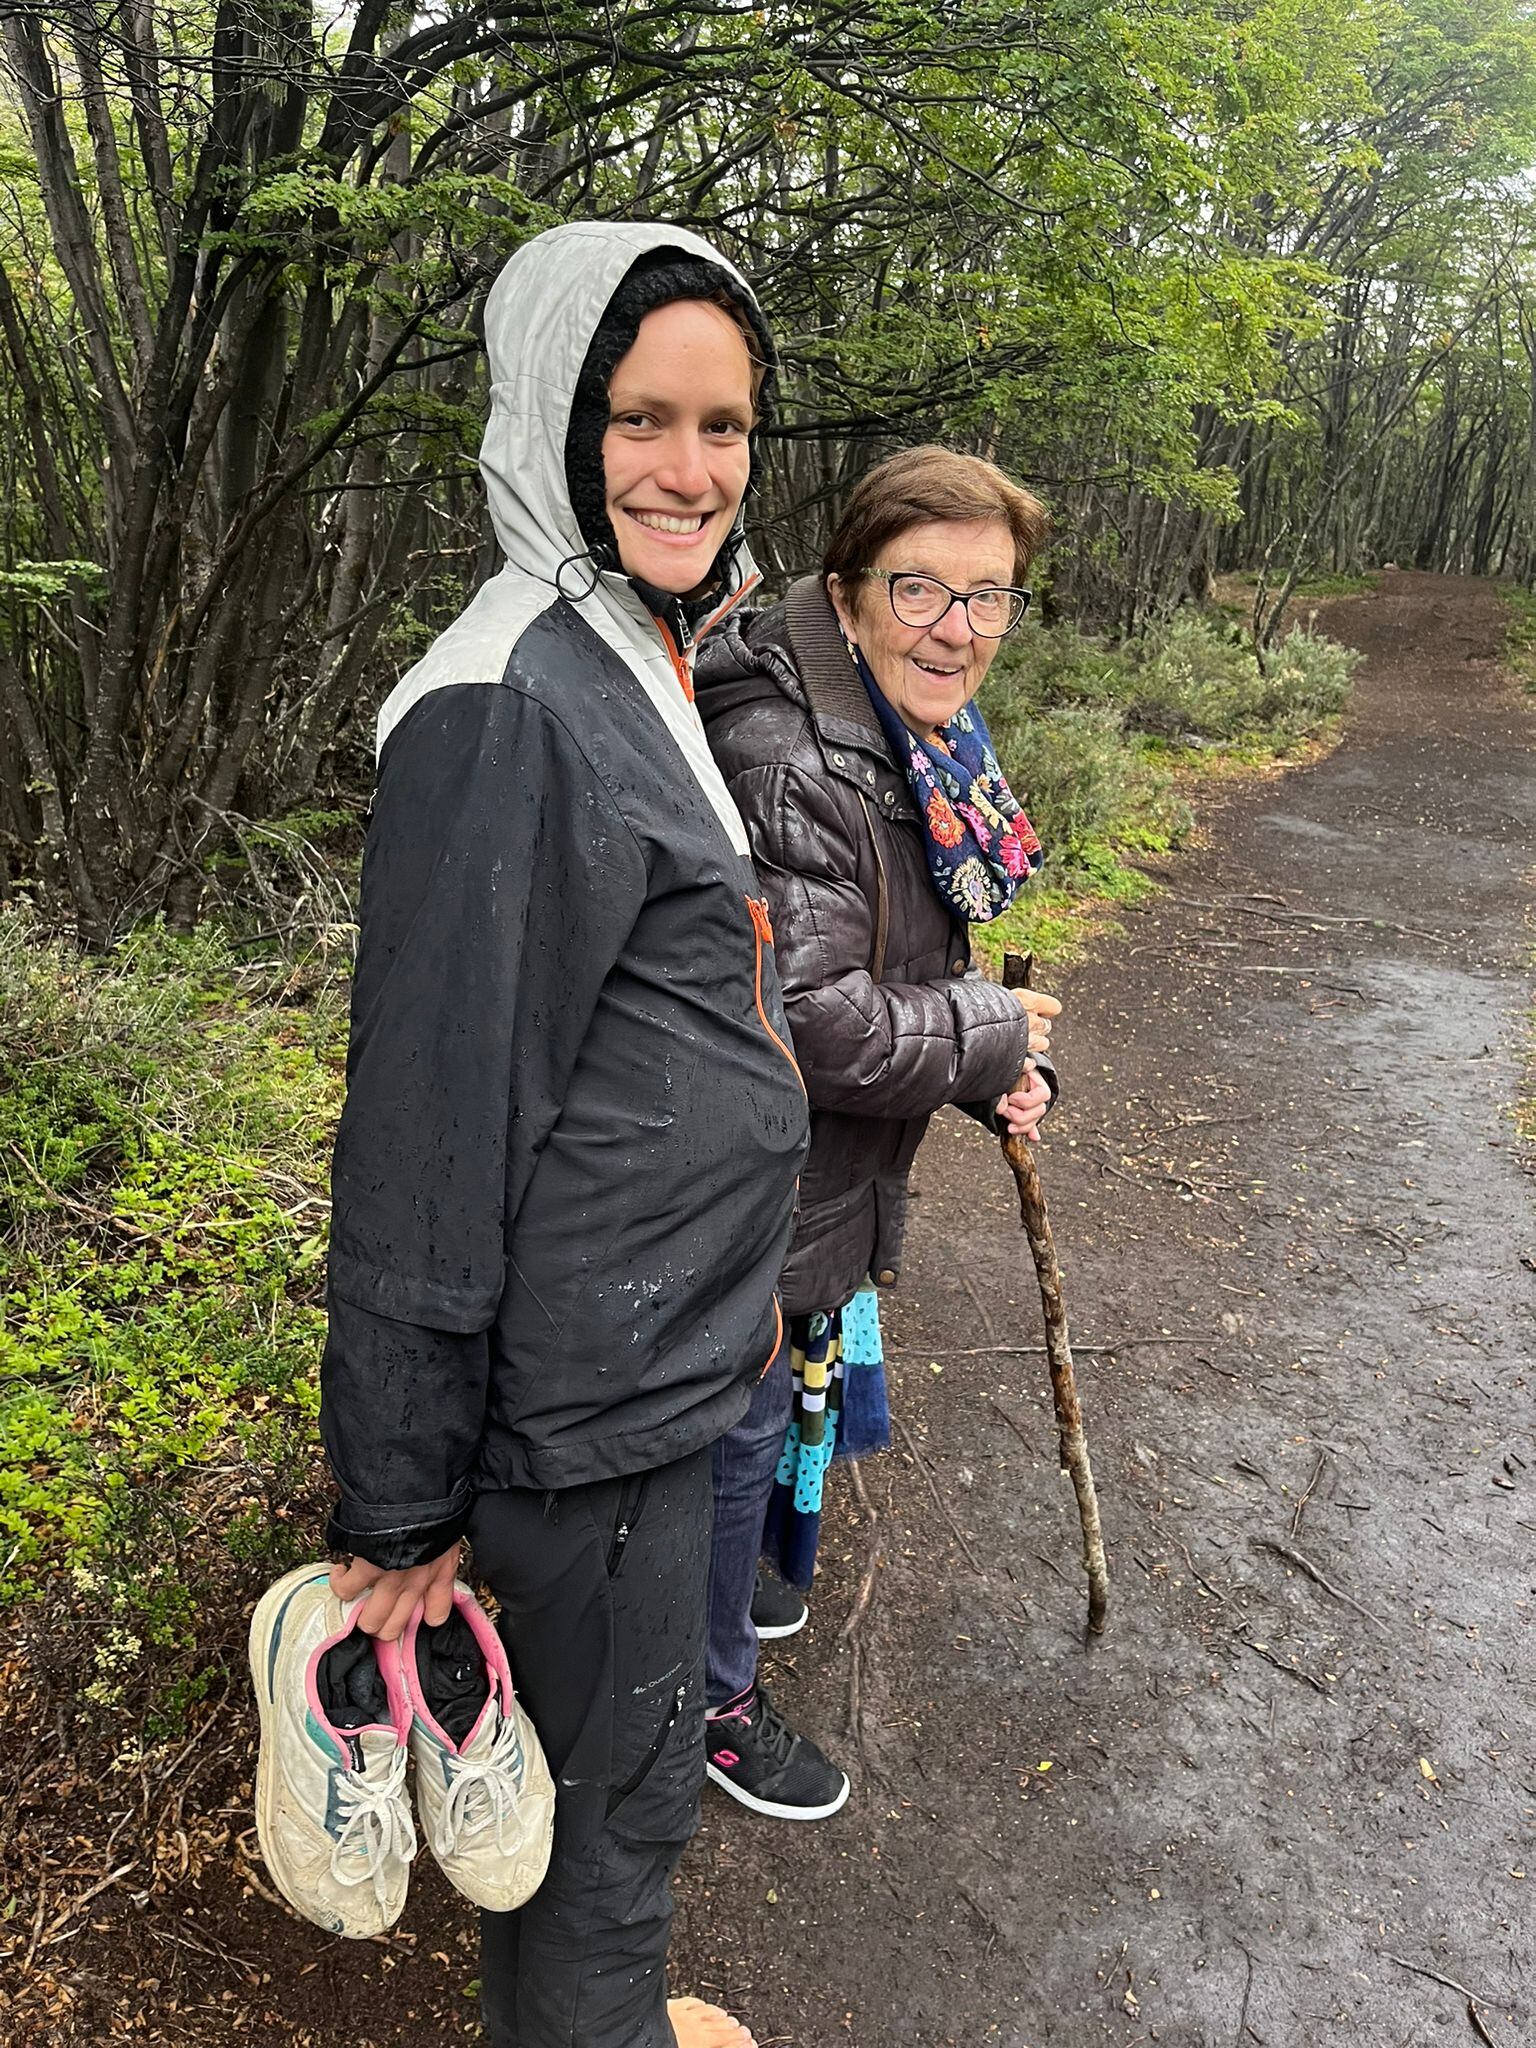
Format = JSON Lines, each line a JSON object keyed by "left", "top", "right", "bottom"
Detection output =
{"left": 732, "top": 761, "right": 1035, "bottom": 1120}
{"left": 321, "top": 681, "right": 645, "bottom": 1569}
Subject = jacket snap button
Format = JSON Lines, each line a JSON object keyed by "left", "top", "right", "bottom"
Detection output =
{"left": 876, "top": 1268, "right": 897, "bottom": 1286}
{"left": 951, "top": 958, "right": 966, "bottom": 974}
{"left": 864, "top": 768, "right": 875, "bottom": 784}
{"left": 831, "top": 752, "right": 845, "bottom": 766}
{"left": 882, "top": 790, "right": 895, "bottom": 804}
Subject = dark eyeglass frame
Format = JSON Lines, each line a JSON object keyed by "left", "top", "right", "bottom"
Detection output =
{"left": 861, "top": 568, "right": 1032, "bottom": 638}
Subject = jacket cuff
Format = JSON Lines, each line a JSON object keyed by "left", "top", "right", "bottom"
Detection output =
{"left": 325, "top": 1486, "right": 473, "bottom": 1571}
{"left": 947, "top": 974, "right": 1037, "bottom": 1103}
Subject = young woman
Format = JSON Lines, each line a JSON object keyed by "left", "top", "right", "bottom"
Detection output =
{"left": 320, "top": 221, "right": 809, "bottom": 2048}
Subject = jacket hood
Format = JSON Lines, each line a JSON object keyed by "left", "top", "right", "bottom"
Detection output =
{"left": 480, "top": 220, "right": 764, "bottom": 600}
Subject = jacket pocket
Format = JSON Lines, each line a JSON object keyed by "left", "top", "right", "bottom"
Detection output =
{"left": 605, "top": 1679, "right": 703, "bottom": 1840}
{"left": 605, "top": 1471, "right": 649, "bottom": 1579}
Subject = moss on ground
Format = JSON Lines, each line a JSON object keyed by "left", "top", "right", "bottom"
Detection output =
{"left": 0, "top": 918, "right": 346, "bottom": 1728}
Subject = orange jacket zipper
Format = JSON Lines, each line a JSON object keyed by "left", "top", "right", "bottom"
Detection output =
{"left": 745, "top": 894, "right": 805, "bottom": 1093}
{"left": 745, "top": 895, "right": 800, "bottom": 1380}
{"left": 760, "top": 1291, "right": 784, "bottom": 1380}
{"left": 652, "top": 572, "right": 761, "bottom": 703}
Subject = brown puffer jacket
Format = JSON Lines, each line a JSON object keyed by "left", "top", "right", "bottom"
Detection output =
{"left": 695, "top": 573, "right": 1048, "bottom": 1316}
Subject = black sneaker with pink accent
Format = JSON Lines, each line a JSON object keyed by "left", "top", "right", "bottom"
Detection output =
{"left": 704, "top": 1684, "right": 850, "bottom": 1821}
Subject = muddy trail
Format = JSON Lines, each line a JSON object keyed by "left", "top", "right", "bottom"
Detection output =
{"left": 12, "top": 574, "right": 1531, "bottom": 2048}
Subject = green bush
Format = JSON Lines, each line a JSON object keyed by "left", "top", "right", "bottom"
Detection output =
{"left": 1503, "top": 585, "right": 1536, "bottom": 694}
{"left": 985, "top": 609, "right": 1354, "bottom": 748}
{"left": 0, "top": 911, "right": 344, "bottom": 1632}
{"left": 984, "top": 700, "right": 1190, "bottom": 870}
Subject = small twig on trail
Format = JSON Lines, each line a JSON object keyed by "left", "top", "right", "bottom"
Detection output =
{"left": 1034, "top": 1551, "right": 1071, "bottom": 1587}
{"left": 1196, "top": 1354, "right": 1244, "bottom": 1380}
{"left": 1234, "top": 1941, "right": 1255, "bottom": 2047}
{"left": 20, "top": 1883, "right": 48, "bottom": 1977}
{"left": 146, "top": 1923, "right": 261, "bottom": 1976}
{"left": 1468, "top": 2002, "right": 1499, "bottom": 2047}
{"left": 957, "top": 1267, "right": 999, "bottom": 1345}
{"left": 920, "top": 1335, "right": 1208, "bottom": 1356}
{"left": 1143, "top": 1111, "right": 1265, "bottom": 1135}
{"left": 1232, "top": 1624, "right": 1331, "bottom": 1694}
{"left": 840, "top": 1464, "right": 884, "bottom": 1645}
{"left": 893, "top": 1413, "right": 988, "bottom": 1580}
{"left": 35, "top": 1862, "right": 138, "bottom": 1952}
{"left": 1380, "top": 1952, "right": 1504, "bottom": 2031}
{"left": 1216, "top": 965, "right": 1376, "bottom": 997}
{"left": 1290, "top": 1452, "right": 1328, "bottom": 1538}
{"left": 1178, "top": 1542, "right": 1229, "bottom": 1603}
{"left": 989, "top": 1395, "right": 1042, "bottom": 1457}
{"left": 1167, "top": 894, "right": 1451, "bottom": 945}
{"left": 1254, "top": 1538, "right": 1383, "bottom": 1626}
{"left": 842, "top": 1464, "right": 883, "bottom": 1751}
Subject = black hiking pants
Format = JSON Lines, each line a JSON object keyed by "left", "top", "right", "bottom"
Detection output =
{"left": 467, "top": 1447, "right": 712, "bottom": 2048}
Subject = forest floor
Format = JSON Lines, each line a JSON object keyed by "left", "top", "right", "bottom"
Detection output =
{"left": 10, "top": 572, "right": 1533, "bottom": 2047}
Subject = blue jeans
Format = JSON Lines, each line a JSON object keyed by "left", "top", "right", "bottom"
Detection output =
{"left": 705, "top": 1334, "right": 793, "bottom": 1706}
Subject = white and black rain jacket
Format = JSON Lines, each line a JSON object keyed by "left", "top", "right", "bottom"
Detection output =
{"left": 320, "top": 223, "right": 809, "bottom": 1569}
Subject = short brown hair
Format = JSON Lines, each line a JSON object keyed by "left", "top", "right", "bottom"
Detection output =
{"left": 823, "top": 445, "right": 1049, "bottom": 592}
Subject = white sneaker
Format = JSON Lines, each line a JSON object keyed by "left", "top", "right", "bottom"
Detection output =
{"left": 398, "top": 1582, "right": 555, "bottom": 1912}
{"left": 248, "top": 1563, "right": 417, "bottom": 1937}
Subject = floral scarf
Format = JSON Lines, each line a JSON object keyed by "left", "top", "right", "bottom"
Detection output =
{"left": 855, "top": 650, "right": 1043, "bottom": 922}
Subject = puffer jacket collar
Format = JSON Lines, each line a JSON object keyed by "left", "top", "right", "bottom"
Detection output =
{"left": 704, "top": 575, "right": 920, "bottom": 823}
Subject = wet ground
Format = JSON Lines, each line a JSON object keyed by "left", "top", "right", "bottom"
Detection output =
{"left": 10, "top": 574, "right": 1531, "bottom": 2047}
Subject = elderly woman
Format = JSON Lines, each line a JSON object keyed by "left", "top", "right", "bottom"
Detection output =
{"left": 695, "top": 446, "right": 1057, "bottom": 1820}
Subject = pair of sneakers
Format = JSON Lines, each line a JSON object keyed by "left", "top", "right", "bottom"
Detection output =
{"left": 248, "top": 1563, "right": 554, "bottom": 1937}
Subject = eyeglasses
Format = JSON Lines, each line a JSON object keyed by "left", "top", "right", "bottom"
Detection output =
{"left": 862, "top": 569, "right": 1032, "bottom": 638}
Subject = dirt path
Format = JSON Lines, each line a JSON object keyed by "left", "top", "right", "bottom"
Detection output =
{"left": 16, "top": 575, "right": 1530, "bottom": 2048}
{"left": 672, "top": 571, "right": 1535, "bottom": 2047}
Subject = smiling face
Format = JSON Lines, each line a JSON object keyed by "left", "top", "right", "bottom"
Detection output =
{"left": 601, "top": 298, "right": 756, "bottom": 596}
{"left": 828, "top": 517, "right": 1017, "bottom": 735}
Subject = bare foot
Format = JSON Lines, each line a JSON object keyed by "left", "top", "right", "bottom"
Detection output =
{"left": 668, "top": 1994, "right": 757, "bottom": 2048}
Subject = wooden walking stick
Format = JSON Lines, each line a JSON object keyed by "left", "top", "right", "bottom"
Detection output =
{"left": 1001, "top": 949, "right": 1109, "bottom": 1635}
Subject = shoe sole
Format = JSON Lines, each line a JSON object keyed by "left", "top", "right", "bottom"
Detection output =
{"left": 705, "top": 1760, "right": 851, "bottom": 1822}
{"left": 753, "top": 1607, "right": 808, "bottom": 1641}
